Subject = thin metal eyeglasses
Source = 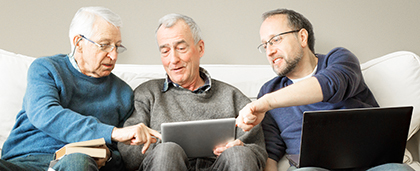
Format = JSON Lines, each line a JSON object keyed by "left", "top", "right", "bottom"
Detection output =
{"left": 80, "top": 34, "right": 127, "bottom": 54}
{"left": 257, "top": 30, "right": 300, "bottom": 54}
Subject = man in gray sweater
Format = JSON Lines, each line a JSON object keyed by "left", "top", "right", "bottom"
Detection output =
{"left": 118, "top": 13, "right": 267, "bottom": 171}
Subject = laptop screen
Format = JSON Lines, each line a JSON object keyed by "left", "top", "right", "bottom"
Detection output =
{"left": 297, "top": 106, "right": 412, "bottom": 170}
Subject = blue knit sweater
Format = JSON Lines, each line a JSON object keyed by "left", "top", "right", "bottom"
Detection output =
{"left": 1, "top": 54, "right": 133, "bottom": 163}
{"left": 260, "top": 47, "right": 379, "bottom": 162}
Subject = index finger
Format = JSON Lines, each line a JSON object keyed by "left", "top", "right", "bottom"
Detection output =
{"left": 148, "top": 127, "right": 162, "bottom": 140}
{"left": 236, "top": 117, "right": 254, "bottom": 132}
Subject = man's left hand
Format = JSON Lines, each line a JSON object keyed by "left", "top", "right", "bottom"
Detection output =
{"left": 213, "top": 139, "right": 244, "bottom": 156}
{"left": 93, "top": 145, "right": 111, "bottom": 169}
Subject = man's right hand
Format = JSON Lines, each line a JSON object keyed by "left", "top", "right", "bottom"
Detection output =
{"left": 236, "top": 100, "right": 270, "bottom": 132}
{"left": 111, "top": 123, "right": 161, "bottom": 154}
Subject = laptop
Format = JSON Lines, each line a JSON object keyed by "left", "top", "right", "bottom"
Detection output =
{"left": 161, "top": 118, "right": 236, "bottom": 158}
{"left": 286, "top": 106, "right": 413, "bottom": 170}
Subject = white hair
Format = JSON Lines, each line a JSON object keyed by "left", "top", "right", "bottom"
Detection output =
{"left": 68, "top": 6, "right": 122, "bottom": 54}
{"left": 156, "top": 13, "right": 202, "bottom": 44}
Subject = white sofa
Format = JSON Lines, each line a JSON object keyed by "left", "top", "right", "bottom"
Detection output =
{"left": 1, "top": 48, "right": 420, "bottom": 170}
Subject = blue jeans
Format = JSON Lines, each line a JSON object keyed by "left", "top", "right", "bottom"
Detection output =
{"left": 288, "top": 163, "right": 414, "bottom": 171}
{"left": 0, "top": 154, "right": 53, "bottom": 171}
{"left": 140, "top": 142, "right": 264, "bottom": 171}
{"left": 0, "top": 153, "right": 99, "bottom": 171}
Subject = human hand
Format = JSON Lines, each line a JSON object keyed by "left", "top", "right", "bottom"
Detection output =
{"left": 111, "top": 123, "right": 161, "bottom": 154}
{"left": 93, "top": 145, "right": 111, "bottom": 169}
{"left": 236, "top": 101, "right": 268, "bottom": 132}
{"left": 213, "top": 139, "right": 244, "bottom": 156}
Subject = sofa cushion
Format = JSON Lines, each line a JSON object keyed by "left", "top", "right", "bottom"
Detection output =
{"left": 0, "top": 49, "right": 35, "bottom": 150}
{"left": 112, "top": 64, "right": 166, "bottom": 90}
{"left": 361, "top": 51, "right": 420, "bottom": 140}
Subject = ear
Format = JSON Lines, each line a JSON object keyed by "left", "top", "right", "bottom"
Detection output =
{"left": 298, "top": 29, "right": 309, "bottom": 49}
{"left": 72, "top": 35, "right": 83, "bottom": 52}
{"left": 197, "top": 40, "right": 205, "bottom": 58}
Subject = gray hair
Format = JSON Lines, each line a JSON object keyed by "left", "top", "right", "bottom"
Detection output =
{"left": 156, "top": 13, "right": 202, "bottom": 44}
{"left": 68, "top": 6, "right": 122, "bottom": 54}
{"left": 262, "top": 8, "right": 315, "bottom": 54}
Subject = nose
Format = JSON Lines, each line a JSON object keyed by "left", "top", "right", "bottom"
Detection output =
{"left": 168, "top": 51, "right": 180, "bottom": 64}
{"left": 266, "top": 43, "right": 276, "bottom": 57}
{"left": 107, "top": 48, "right": 118, "bottom": 61}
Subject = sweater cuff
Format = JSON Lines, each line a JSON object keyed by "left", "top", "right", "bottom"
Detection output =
{"left": 98, "top": 124, "right": 115, "bottom": 144}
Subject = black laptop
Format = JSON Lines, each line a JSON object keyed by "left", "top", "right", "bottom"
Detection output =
{"left": 286, "top": 106, "right": 413, "bottom": 170}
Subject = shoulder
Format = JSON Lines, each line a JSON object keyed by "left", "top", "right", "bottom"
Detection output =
{"left": 133, "top": 79, "right": 165, "bottom": 93}
{"left": 28, "top": 54, "right": 69, "bottom": 76}
{"left": 320, "top": 47, "right": 359, "bottom": 64}
{"left": 32, "top": 54, "right": 68, "bottom": 66}
{"left": 211, "top": 79, "right": 250, "bottom": 102}
{"left": 211, "top": 79, "right": 242, "bottom": 92}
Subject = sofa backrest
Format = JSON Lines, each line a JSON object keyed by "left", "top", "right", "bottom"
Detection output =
{"left": 0, "top": 49, "right": 35, "bottom": 149}
{"left": 361, "top": 51, "right": 420, "bottom": 140}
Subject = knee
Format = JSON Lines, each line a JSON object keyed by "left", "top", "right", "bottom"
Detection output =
{"left": 368, "top": 163, "right": 414, "bottom": 171}
{"left": 220, "top": 146, "right": 254, "bottom": 159}
{"left": 53, "top": 153, "right": 97, "bottom": 171}
{"left": 151, "top": 142, "right": 187, "bottom": 159}
{"left": 218, "top": 146, "right": 257, "bottom": 165}
{"left": 154, "top": 142, "right": 184, "bottom": 154}
{"left": 215, "top": 146, "right": 262, "bottom": 170}
{"left": 141, "top": 142, "right": 189, "bottom": 170}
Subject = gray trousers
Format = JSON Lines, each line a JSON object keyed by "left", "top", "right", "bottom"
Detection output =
{"left": 140, "top": 142, "right": 262, "bottom": 171}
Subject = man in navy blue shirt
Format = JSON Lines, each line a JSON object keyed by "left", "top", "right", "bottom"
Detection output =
{"left": 236, "top": 8, "right": 413, "bottom": 171}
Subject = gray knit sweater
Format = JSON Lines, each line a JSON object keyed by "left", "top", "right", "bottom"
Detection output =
{"left": 118, "top": 78, "right": 267, "bottom": 171}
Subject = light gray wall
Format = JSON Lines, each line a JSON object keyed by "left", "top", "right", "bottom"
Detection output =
{"left": 1, "top": 0, "right": 419, "bottom": 65}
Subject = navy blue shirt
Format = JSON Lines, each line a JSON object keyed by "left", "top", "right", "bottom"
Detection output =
{"left": 260, "top": 47, "right": 379, "bottom": 162}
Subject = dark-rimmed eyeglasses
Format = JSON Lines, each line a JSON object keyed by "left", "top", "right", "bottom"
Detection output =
{"left": 80, "top": 34, "right": 127, "bottom": 54}
{"left": 257, "top": 30, "right": 300, "bottom": 54}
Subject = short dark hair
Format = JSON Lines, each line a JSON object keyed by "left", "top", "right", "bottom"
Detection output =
{"left": 262, "top": 9, "right": 315, "bottom": 53}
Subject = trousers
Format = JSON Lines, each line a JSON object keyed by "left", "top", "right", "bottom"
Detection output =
{"left": 288, "top": 163, "right": 415, "bottom": 171}
{"left": 140, "top": 142, "right": 264, "bottom": 171}
{"left": 0, "top": 153, "right": 98, "bottom": 171}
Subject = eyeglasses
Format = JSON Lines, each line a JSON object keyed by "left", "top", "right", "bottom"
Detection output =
{"left": 80, "top": 35, "right": 127, "bottom": 54}
{"left": 257, "top": 30, "right": 300, "bottom": 53}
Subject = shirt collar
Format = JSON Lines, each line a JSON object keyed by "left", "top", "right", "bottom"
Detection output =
{"left": 290, "top": 65, "right": 318, "bottom": 83}
{"left": 162, "top": 67, "right": 212, "bottom": 93}
{"left": 68, "top": 54, "right": 82, "bottom": 73}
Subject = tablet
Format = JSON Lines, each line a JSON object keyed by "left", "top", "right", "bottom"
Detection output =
{"left": 161, "top": 118, "right": 236, "bottom": 158}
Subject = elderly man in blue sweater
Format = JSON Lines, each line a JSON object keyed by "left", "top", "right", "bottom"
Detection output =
{"left": 236, "top": 8, "right": 414, "bottom": 171}
{"left": 0, "top": 7, "right": 160, "bottom": 171}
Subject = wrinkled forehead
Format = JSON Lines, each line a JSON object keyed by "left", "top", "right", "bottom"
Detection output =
{"left": 157, "top": 21, "right": 194, "bottom": 47}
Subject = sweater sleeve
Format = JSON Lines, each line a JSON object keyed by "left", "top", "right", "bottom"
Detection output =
{"left": 24, "top": 58, "right": 115, "bottom": 144}
{"left": 314, "top": 47, "right": 365, "bottom": 103}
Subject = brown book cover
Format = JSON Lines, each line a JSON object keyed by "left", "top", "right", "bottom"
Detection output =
{"left": 55, "top": 138, "right": 106, "bottom": 160}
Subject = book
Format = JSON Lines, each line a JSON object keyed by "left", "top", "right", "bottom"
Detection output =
{"left": 55, "top": 138, "right": 106, "bottom": 160}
